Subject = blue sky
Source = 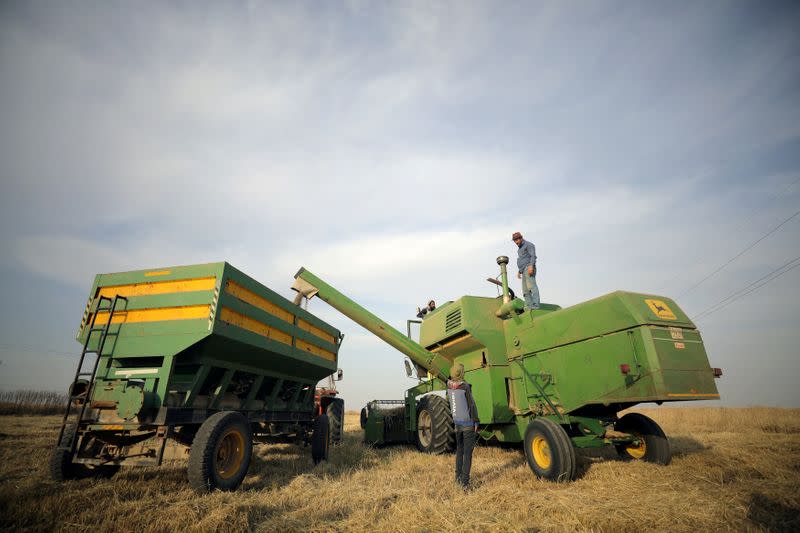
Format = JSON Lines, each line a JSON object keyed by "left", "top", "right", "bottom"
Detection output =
{"left": 1, "top": 1, "right": 799, "bottom": 408}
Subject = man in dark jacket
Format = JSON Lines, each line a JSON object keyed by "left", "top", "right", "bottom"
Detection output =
{"left": 446, "top": 363, "right": 479, "bottom": 488}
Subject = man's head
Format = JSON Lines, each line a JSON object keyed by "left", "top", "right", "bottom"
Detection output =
{"left": 450, "top": 363, "right": 465, "bottom": 381}
{"left": 512, "top": 231, "right": 523, "bottom": 246}
{"left": 427, "top": 300, "right": 436, "bottom": 310}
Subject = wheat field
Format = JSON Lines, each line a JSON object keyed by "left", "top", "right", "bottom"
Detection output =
{"left": 0, "top": 407, "right": 798, "bottom": 532}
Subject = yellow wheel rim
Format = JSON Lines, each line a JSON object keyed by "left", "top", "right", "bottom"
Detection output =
{"left": 532, "top": 435, "right": 551, "bottom": 469}
{"left": 215, "top": 429, "right": 245, "bottom": 479}
{"left": 418, "top": 410, "right": 432, "bottom": 448}
{"left": 626, "top": 432, "right": 646, "bottom": 460}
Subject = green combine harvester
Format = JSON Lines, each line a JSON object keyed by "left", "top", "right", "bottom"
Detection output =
{"left": 292, "top": 256, "right": 722, "bottom": 481}
{"left": 50, "top": 262, "right": 344, "bottom": 492}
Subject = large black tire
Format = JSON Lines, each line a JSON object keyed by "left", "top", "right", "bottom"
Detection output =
{"left": 614, "top": 412, "right": 671, "bottom": 465}
{"left": 360, "top": 407, "right": 368, "bottom": 429}
{"left": 415, "top": 395, "right": 454, "bottom": 454}
{"left": 187, "top": 411, "right": 253, "bottom": 493}
{"left": 326, "top": 398, "right": 344, "bottom": 445}
{"left": 523, "top": 418, "right": 577, "bottom": 482}
{"left": 311, "top": 414, "right": 330, "bottom": 464}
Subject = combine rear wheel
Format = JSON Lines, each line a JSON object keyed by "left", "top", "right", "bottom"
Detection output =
{"left": 311, "top": 414, "right": 330, "bottom": 464}
{"left": 187, "top": 411, "right": 253, "bottom": 493}
{"left": 326, "top": 398, "right": 344, "bottom": 445}
{"left": 614, "top": 413, "right": 671, "bottom": 465}
{"left": 523, "top": 418, "right": 577, "bottom": 482}
{"left": 360, "top": 407, "right": 368, "bottom": 429}
{"left": 415, "top": 395, "right": 454, "bottom": 454}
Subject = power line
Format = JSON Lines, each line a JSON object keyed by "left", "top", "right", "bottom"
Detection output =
{"left": 693, "top": 256, "right": 800, "bottom": 320}
{"left": 658, "top": 174, "right": 800, "bottom": 293}
{"left": 676, "top": 207, "right": 800, "bottom": 299}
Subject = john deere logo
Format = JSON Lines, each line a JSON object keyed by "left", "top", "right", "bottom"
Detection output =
{"left": 645, "top": 299, "right": 677, "bottom": 321}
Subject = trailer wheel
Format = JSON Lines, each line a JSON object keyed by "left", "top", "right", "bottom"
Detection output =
{"left": 614, "top": 413, "right": 671, "bottom": 465}
{"left": 311, "top": 414, "right": 330, "bottom": 464}
{"left": 523, "top": 418, "right": 577, "bottom": 482}
{"left": 415, "top": 395, "right": 454, "bottom": 454}
{"left": 49, "top": 425, "right": 92, "bottom": 481}
{"left": 326, "top": 398, "right": 344, "bottom": 445}
{"left": 360, "top": 407, "right": 368, "bottom": 429}
{"left": 187, "top": 411, "right": 253, "bottom": 493}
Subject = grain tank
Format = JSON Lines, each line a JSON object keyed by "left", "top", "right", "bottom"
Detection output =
{"left": 50, "top": 262, "right": 344, "bottom": 492}
{"left": 292, "top": 257, "right": 722, "bottom": 481}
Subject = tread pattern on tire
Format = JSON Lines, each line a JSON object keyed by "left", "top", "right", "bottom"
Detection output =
{"left": 187, "top": 411, "right": 253, "bottom": 493}
{"left": 614, "top": 412, "right": 671, "bottom": 465}
{"left": 311, "top": 414, "right": 330, "bottom": 464}
{"left": 524, "top": 417, "right": 577, "bottom": 482}
{"left": 326, "top": 398, "right": 344, "bottom": 444}
{"left": 360, "top": 407, "right": 368, "bottom": 430}
{"left": 416, "top": 395, "right": 455, "bottom": 454}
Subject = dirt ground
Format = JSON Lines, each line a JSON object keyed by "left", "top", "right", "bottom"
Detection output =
{"left": 0, "top": 407, "right": 798, "bottom": 532}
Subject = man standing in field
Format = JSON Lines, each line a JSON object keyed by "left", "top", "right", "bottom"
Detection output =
{"left": 447, "top": 363, "right": 479, "bottom": 489}
{"left": 512, "top": 231, "right": 539, "bottom": 310}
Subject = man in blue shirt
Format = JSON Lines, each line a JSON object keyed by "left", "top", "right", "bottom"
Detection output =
{"left": 447, "top": 363, "right": 479, "bottom": 489}
{"left": 512, "top": 231, "right": 540, "bottom": 310}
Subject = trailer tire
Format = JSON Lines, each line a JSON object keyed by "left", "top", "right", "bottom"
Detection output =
{"left": 326, "top": 398, "right": 345, "bottom": 445}
{"left": 187, "top": 411, "right": 253, "bottom": 493}
{"left": 614, "top": 413, "right": 671, "bottom": 465}
{"left": 311, "top": 414, "right": 330, "bottom": 464}
{"left": 49, "top": 425, "right": 94, "bottom": 481}
{"left": 523, "top": 418, "right": 577, "bottom": 482}
{"left": 415, "top": 395, "right": 454, "bottom": 454}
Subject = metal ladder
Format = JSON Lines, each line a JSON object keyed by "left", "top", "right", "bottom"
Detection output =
{"left": 56, "top": 294, "right": 128, "bottom": 449}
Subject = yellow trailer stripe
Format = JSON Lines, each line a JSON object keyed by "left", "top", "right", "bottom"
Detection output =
{"left": 298, "top": 319, "right": 337, "bottom": 345}
{"left": 225, "top": 281, "right": 294, "bottom": 323}
{"left": 666, "top": 393, "right": 720, "bottom": 398}
{"left": 296, "top": 339, "right": 336, "bottom": 362}
{"left": 219, "top": 307, "right": 293, "bottom": 346}
{"left": 219, "top": 307, "right": 336, "bottom": 362}
{"left": 96, "top": 277, "right": 216, "bottom": 298}
{"left": 93, "top": 305, "right": 211, "bottom": 325}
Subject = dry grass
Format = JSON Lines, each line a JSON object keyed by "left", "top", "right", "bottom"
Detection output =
{"left": 0, "top": 407, "right": 798, "bottom": 532}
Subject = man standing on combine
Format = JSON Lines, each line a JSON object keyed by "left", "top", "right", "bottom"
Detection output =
{"left": 512, "top": 231, "right": 540, "bottom": 310}
{"left": 447, "top": 363, "right": 479, "bottom": 489}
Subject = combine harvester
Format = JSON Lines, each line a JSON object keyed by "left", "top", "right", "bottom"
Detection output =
{"left": 50, "top": 263, "right": 344, "bottom": 492}
{"left": 291, "top": 256, "right": 722, "bottom": 481}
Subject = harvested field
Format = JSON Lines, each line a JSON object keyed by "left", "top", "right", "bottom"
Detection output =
{"left": 0, "top": 407, "right": 798, "bottom": 532}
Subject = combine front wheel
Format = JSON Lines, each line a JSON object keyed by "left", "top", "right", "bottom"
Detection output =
{"left": 187, "top": 411, "right": 253, "bottom": 492}
{"left": 614, "top": 413, "right": 671, "bottom": 465}
{"left": 523, "top": 418, "right": 577, "bottom": 482}
{"left": 415, "top": 395, "right": 454, "bottom": 454}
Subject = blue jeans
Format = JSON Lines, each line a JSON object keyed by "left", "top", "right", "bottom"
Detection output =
{"left": 521, "top": 269, "right": 540, "bottom": 309}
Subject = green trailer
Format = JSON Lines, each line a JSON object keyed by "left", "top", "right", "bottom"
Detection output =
{"left": 50, "top": 262, "right": 344, "bottom": 492}
{"left": 292, "top": 256, "right": 722, "bottom": 481}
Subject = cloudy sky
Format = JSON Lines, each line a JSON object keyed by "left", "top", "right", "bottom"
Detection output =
{"left": 1, "top": 1, "right": 799, "bottom": 409}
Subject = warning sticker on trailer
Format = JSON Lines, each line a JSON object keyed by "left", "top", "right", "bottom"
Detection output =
{"left": 645, "top": 299, "right": 677, "bottom": 321}
{"left": 669, "top": 327, "right": 683, "bottom": 340}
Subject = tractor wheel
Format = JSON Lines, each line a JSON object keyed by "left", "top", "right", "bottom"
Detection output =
{"left": 415, "top": 395, "right": 454, "bottom": 454}
{"left": 311, "top": 414, "right": 330, "bottom": 464}
{"left": 326, "top": 398, "right": 344, "bottom": 445}
{"left": 187, "top": 411, "right": 253, "bottom": 493}
{"left": 360, "top": 407, "right": 368, "bottom": 429}
{"left": 523, "top": 418, "right": 577, "bottom": 482}
{"left": 49, "top": 425, "right": 92, "bottom": 481}
{"left": 614, "top": 413, "right": 671, "bottom": 465}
